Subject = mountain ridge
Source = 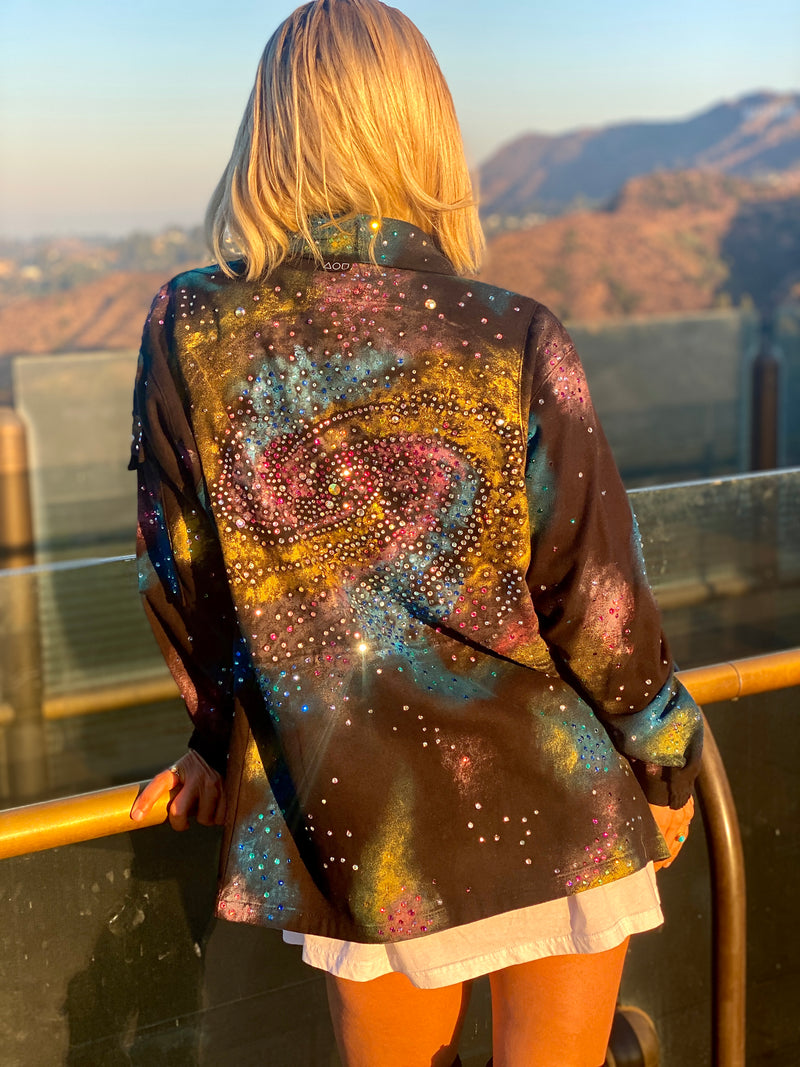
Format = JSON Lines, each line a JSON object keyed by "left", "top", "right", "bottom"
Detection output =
{"left": 479, "top": 90, "right": 800, "bottom": 222}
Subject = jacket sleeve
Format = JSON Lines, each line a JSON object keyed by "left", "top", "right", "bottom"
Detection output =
{"left": 129, "top": 282, "right": 245, "bottom": 774}
{"left": 523, "top": 305, "right": 703, "bottom": 808}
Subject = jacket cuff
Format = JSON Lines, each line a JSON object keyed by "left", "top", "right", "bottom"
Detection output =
{"left": 188, "top": 728, "right": 230, "bottom": 776}
{"left": 629, "top": 756, "right": 698, "bottom": 809}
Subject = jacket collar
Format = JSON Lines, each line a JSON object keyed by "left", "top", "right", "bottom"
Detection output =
{"left": 291, "top": 215, "right": 457, "bottom": 276}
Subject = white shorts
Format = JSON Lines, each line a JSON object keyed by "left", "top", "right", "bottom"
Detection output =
{"left": 283, "top": 862, "right": 663, "bottom": 988}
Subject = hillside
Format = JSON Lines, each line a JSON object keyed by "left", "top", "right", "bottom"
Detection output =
{"left": 0, "top": 271, "right": 170, "bottom": 357}
{"left": 480, "top": 170, "right": 800, "bottom": 322}
{"left": 480, "top": 90, "right": 800, "bottom": 224}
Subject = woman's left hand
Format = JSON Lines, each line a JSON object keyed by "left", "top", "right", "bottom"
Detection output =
{"left": 649, "top": 796, "right": 694, "bottom": 871}
{"left": 130, "top": 749, "right": 226, "bottom": 831}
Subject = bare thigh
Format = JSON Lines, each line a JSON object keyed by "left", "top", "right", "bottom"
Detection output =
{"left": 489, "top": 938, "right": 630, "bottom": 1067}
{"left": 325, "top": 970, "right": 469, "bottom": 1067}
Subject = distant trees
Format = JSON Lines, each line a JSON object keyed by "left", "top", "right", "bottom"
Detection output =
{"left": 0, "top": 226, "right": 209, "bottom": 308}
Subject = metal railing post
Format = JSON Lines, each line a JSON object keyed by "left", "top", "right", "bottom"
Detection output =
{"left": 694, "top": 717, "right": 746, "bottom": 1067}
{"left": 750, "top": 314, "right": 782, "bottom": 471}
{"left": 0, "top": 408, "right": 48, "bottom": 798}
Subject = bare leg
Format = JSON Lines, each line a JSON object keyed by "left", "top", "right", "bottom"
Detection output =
{"left": 325, "top": 970, "right": 470, "bottom": 1067}
{"left": 489, "top": 938, "right": 629, "bottom": 1067}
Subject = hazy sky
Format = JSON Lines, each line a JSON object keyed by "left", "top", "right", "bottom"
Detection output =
{"left": 1, "top": 0, "right": 798, "bottom": 238}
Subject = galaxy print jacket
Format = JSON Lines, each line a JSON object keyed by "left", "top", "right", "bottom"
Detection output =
{"left": 130, "top": 216, "right": 703, "bottom": 942}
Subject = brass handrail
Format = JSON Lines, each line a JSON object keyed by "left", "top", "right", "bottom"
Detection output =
{"left": 0, "top": 672, "right": 179, "bottom": 722}
{"left": 2, "top": 648, "right": 797, "bottom": 1067}
{"left": 0, "top": 780, "right": 173, "bottom": 858}
{"left": 678, "top": 647, "right": 800, "bottom": 705}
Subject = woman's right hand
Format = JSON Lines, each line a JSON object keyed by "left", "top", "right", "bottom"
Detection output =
{"left": 130, "top": 749, "right": 226, "bottom": 831}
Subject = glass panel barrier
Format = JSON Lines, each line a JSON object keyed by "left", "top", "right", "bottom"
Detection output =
{"left": 631, "top": 467, "right": 800, "bottom": 668}
{"left": 0, "top": 554, "right": 186, "bottom": 805}
{"left": 1, "top": 468, "right": 799, "bottom": 807}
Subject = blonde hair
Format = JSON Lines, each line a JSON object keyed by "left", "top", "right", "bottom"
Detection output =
{"left": 205, "top": 0, "right": 484, "bottom": 278}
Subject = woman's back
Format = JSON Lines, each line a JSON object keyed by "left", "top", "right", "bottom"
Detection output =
{"left": 132, "top": 215, "right": 695, "bottom": 943}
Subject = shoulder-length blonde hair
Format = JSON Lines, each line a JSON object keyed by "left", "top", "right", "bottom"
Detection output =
{"left": 206, "top": 0, "right": 484, "bottom": 278}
